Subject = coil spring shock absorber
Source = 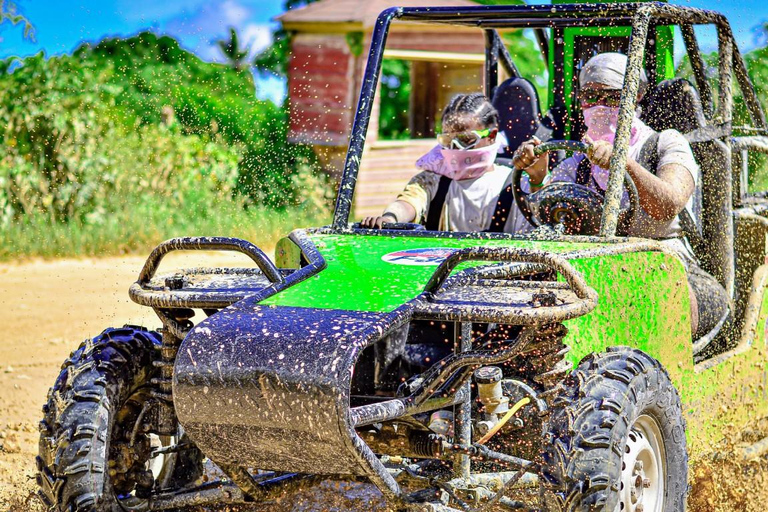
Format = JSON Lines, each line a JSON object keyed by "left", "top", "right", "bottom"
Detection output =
{"left": 151, "top": 308, "right": 194, "bottom": 435}
{"left": 408, "top": 431, "right": 445, "bottom": 458}
{"left": 521, "top": 322, "right": 570, "bottom": 407}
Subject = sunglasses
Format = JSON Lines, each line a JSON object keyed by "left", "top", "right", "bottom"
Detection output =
{"left": 578, "top": 89, "right": 623, "bottom": 107}
{"left": 437, "top": 128, "right": 492, "bottom": 150}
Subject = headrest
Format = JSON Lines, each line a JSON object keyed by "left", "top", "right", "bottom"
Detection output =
{"left": 640, "top": 78, "right": 707, "bottom": 134}
{"left": 492, "top": 77, "right": 552, "bottom": 156}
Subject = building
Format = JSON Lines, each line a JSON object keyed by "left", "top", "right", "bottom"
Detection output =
{"left": 278, "top": 0, "right": 487, "bottom": 219}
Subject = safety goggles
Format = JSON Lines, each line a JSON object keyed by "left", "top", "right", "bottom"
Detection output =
{"left": 578, "top": 88, "right": 623, "bottom": 107}
{"left": 437, "top": 128, "right": 492, "bottom": 150}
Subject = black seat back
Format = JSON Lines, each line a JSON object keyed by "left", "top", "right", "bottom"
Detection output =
{"left": 492, "top": 77, "right": 553, "bottom": 158}
{"left": 641, "top": 78, "right": 707, "bottom": 134}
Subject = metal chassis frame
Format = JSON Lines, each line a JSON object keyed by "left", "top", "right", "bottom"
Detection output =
{"left": 330, "top": 2, "right": 767, "bottom": 236}
{"left": 129, "top": 231, "right": 606, "bottom": 509}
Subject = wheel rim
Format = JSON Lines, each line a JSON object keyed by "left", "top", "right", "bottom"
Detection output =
{"left": 614, "top": 414, "right": 666, "bottom": 512}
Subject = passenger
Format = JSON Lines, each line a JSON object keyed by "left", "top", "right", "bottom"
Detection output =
{"left": 513, "top": 52, "right": 728, "bottom": 339}
{"left": 360, "top": 93, "right": 534, "bottom": 234}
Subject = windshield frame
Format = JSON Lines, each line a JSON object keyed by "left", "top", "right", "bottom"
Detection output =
{"left": 329, "top": 2, "right": 753, "bottom": 237}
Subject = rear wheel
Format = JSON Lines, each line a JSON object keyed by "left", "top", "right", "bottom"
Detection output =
{"left": 37, "top": 326, "right": 202, "bottom": 511}
{"left": 540, "top": 347, "right": 687, "bottom": 512}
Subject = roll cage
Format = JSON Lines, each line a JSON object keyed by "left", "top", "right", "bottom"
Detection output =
{"left": 331, "top": 2, "right": 768, "bottom": 237}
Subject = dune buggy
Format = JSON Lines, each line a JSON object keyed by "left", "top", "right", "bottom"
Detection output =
{"left": 37, "top": 2, "right": 768, "bottom": 512}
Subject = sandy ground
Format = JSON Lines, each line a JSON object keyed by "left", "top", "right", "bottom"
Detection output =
{"left": 1, "top": 254, "right": 768, "bottom": 511}
{"left": 0, "top": 252, "right": 261, "bottom": 509}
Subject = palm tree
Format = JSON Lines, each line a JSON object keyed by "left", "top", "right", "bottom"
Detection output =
{"left": 217, "top": 27, "right": 249, "bottom": 71}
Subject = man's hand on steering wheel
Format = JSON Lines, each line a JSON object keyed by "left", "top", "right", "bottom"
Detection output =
{"left": 512, "top": 137, "right": 548, "bottom": 187}
{"left": 583, "top": 135, "right": 613, "bottom": 169}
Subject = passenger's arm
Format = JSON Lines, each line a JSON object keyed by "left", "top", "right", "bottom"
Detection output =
{"left": 585, "top": 137, "right": 694, "bottom": 222}
{"left": 360, "top": 201, "right": 417, "bottom": 229}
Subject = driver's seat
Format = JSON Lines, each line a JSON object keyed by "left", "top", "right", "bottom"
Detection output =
{"left": 641, "top": 78, "right": 733, "bottom": 347}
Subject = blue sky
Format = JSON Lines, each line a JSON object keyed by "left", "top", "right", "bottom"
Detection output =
{"left": 0, "top": 0, "right": 767, "bottom": 104}
{"left": 0, "top": 0, "right": 287, "bottom": 102}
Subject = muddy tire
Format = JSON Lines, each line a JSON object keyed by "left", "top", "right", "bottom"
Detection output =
{"left": 36, "top": 326, "right": 198, "bottom": 511}
{"left": 540, "top": 347, "right": 688, "bottom": 512}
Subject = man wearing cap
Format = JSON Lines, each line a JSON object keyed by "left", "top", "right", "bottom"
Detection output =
{"left": 513, "top": 52, "right": 728, "bottom": 339}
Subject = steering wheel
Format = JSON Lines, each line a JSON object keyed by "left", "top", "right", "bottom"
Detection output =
{"left": 511, "top": 140, "right": 639, "bottom": 236}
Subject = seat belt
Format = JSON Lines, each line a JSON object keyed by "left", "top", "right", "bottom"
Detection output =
{"left": 426, "top": 176, "right": 452, "bottom": 231}
{"left": 487, "top": 182, "right": 515, "bottom": 233}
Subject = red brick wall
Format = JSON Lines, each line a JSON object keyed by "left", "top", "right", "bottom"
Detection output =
{"left": 288, "top": 33, "right": 357, "bottom": 146}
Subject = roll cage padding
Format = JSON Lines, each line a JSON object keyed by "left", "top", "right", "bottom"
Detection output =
{"left": 641, "top": 78, "right": 734, "bottom": 297}
{"left": 492, "top": 76, "right": 553, "bottom": 158}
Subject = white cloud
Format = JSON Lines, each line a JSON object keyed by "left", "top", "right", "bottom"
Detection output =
{"left": 241, "top": 23, "right": 273, "bottom": 55}
{"left": 221, "top": 0, "right": 251, "bottom": 25}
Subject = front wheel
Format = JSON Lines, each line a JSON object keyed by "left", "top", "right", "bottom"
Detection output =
{"left": 37, "top": 326, "right": 202, "bottom": 511}
{"left": 540, "top": 347, "right": 688, "bottom": 512}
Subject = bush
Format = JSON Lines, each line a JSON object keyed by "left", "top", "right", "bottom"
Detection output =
{"left": 0, "top": 32, "right": 332, "bottom": 258}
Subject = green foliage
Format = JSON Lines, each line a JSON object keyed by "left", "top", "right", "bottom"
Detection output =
{"left": 346, "top": 31, "right": 364, "bottom": 57}
{"left": 74, "top": 32, "right": 321, "bottom": 210}
{"left": 378, "top": 59, "right": 411, "bottom": 140}
{"left": 676, "top": 47, "right": 768, "bottom": 191}
{"left": 253, "top": 29, "right": 292, "bottom": 78}
{"left": 0, "top": 202, "right": 326, "bottom": 261}
{"left": 503, "top": 30, "right": 549, "bottom": 106}
{"left": 0, "top": 31, "right": 330, "bottom": 258}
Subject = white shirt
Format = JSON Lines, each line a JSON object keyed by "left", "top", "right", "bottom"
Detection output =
{"left": 550, "top": 122, "right": 700, "bottom": 239}
{"left": 395, "top": 164, "right": 534, "bottom": 234}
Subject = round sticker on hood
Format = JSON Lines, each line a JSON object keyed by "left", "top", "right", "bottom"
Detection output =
{"left": 381, "top": 248, "right": 456, "bottom": 266}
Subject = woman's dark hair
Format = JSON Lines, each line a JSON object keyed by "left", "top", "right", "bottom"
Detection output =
{"left": 441, "top": 93, "right": 499, "bottom": 131}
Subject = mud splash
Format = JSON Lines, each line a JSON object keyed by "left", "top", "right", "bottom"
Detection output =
{"left": 689, "top": 422, "right": 768, "bottom": 512}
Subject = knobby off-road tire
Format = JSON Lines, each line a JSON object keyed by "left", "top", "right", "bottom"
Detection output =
{"left": 37, "top": 326, "right": 199, "bottom": 511}
{"left": 540, "top": 347, "right": 688, "bottom": 512}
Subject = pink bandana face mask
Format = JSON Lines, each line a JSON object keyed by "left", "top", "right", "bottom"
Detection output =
{"left": 583, "top": 106, "right": 621, "bottom": 143}
{"left": 431, "top": 139, "right": 499, "bottom": 180}
{"left": 415, "top": 133, "right": 507, "bottom": 181}
{"left": 583, "top": 106, "right": 644, "bottom": 146}
{"left": 582, "top": 106, "right": 653, "bottom": 190}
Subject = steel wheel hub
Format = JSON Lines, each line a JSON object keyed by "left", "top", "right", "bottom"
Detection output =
{"left": 615, "top": 414, "right": 666, "bottom": 512}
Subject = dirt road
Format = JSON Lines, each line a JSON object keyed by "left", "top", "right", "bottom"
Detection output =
{"left": 0, "top": 252, "right": 255, "bottom": 508}
{"left": 1, "top": 254, "right": 768, "bottom": 511}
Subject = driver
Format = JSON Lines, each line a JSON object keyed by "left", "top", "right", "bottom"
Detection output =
{"left": 513, "top": 52, "right": 728, "bottom": 339}
{"left": 360, "top": 93, "right": 534, "bottom": 233}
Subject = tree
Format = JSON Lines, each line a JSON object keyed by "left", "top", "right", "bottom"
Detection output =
{"left": 217, "top": 27, "right": 249, "bottom": 71}
{"left": 253, "top": 0, "right": 322, "bottom": 77}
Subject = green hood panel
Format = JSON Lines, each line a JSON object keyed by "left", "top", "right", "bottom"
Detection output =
{"left": 264, "top": 233, "right": 621, "bottom": 312}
